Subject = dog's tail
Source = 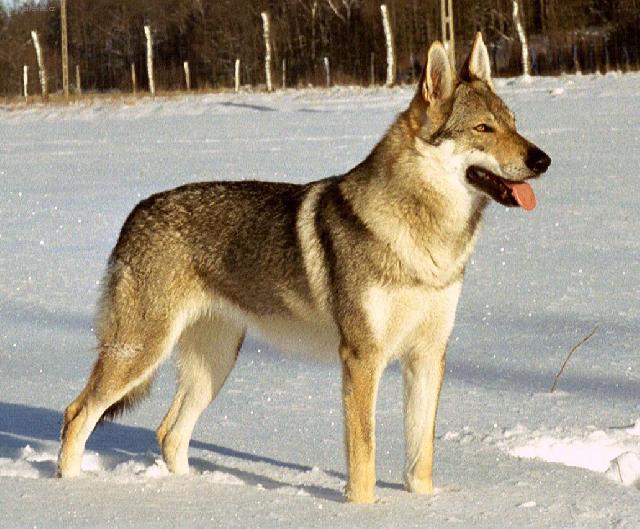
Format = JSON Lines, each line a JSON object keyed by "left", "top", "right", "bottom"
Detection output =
{"left": 93, "top": 258, "right": 162, "bottom": 426}
{"left": 98, "top": 376, "right": 154, "bottom": 423}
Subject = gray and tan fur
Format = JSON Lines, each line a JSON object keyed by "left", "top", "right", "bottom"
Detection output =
{"left": 57, "top": 34, "right": 550, "bottom": 503}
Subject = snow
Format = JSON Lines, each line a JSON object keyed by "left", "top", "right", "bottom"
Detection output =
{"left": 494, "top": 420, "right": 640, "bottom": 482}
{"left": 1, "top": 73, "right": 640, "bottom": 527}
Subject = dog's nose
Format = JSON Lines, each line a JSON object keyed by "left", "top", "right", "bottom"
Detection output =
{"left": 526, "top": 147, "right": 551, "bottom": 174}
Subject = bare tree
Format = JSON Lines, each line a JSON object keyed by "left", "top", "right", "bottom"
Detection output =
{"left": 31, "top": 30, "right": 47, "bottom": 100}
{"left": 380, "top": 4, "right": 395, "bottom": 87}
{"left": 261, "top": 11, "right": 273, "bottom": 92}
{"left": 512, "top": 0, "right": 531, "bottom": 79}
{"left": 325, "top": 0, "right": 358, "bottom": 23}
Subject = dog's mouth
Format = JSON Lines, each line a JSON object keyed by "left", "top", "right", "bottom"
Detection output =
{"left": 466, "top": 166, "right": 536, "bottom": 211}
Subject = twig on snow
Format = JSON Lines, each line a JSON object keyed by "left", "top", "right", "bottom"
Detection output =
{"left": 550, "top": 324, "right": 600, "bottom": 393}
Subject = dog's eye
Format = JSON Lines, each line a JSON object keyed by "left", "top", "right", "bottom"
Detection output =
{"left": 474, "top": 124, "right": 494, "bottom": 133}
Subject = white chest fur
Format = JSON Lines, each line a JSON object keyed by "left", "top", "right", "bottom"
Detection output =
{"left": 363, "top": 281, "right": 463, "bottom": 362}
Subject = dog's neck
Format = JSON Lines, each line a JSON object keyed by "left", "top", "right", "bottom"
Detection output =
{"left": 339, "top": 129, "right": 487, "bottom": 287}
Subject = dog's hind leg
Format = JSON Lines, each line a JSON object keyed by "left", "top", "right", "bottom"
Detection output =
{"left": 57, "top": 272, "right": 199, "bottom": 478}
{"left": 157, "top": 314, "right": 245, "bottom": 475}
{"left": 57, "top": 325, "right": 176, "bottom": 478}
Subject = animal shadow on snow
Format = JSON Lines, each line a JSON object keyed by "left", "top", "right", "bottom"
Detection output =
{"left": 218, "top": 101, "right": 276, "bottom": 112}
{"left": 3, "top": 296, "right": 91, "bottom": 334}
{"left": 0, "top": 402, "right": 402, "bottom": 502}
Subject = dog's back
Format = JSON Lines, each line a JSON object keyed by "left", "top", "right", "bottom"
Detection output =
{"left": 109, "top": 181, "right": 313, "bottom": 316}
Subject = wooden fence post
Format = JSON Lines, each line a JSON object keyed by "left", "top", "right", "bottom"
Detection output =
{"left": 75, "top": 65, "right": 81, "bottom": 95}
{"left": 324, "top": 57, "right": 330, "bottom": 87}
{"left": 184, "top": 61, "right": 191, "bottom": 91}
{"left": 282, "top": 58, "right": 286, "bottom": 90}
{"left": 370, "top": 52, "right": 375, "bottom": 85}
{"left": 380, "top": 4, "right": 396, "bottom": 87}
{"left": 131, "top": 63, "right": 137, "bottom": 95}
{"left": 235, "top": 59, "right": 240, "bottom": 93}
{"left": 572, "top": 34, "right": 581, "bottom": 74}
{"left": 31, "top": 31, "right": 48, "bottom": 101}
{"left": 261, "top": 12, "right": 273, "bottom": 92}
{"left": 144, "top": 25, "right": 155, "bottom": 96}
{"left": 23, "top": 65, "right": 28, "bottom": 103}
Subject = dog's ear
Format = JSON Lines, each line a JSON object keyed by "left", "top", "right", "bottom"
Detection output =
{"left": 421, "top": 41, "right": 454, "bottom": 105}
{"left": 460, "top": 32, "right": 494, "bottom": 90}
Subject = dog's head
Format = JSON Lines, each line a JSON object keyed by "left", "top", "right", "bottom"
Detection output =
{"left": 409, "top": 33, "right": 551, "bottom": 210}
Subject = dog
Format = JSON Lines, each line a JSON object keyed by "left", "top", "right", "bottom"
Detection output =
{"left": 57, "top": 33, "right": 550, "bottom": 503}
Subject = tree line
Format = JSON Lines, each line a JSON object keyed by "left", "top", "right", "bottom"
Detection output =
{"left": 1, "top": 0, "right": 639, "bottom": 97}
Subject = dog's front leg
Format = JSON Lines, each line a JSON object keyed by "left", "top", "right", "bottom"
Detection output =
{"left": 340, "top": 343, "right": 383, "bottom": 504}
{"left": 401, "top": 345, "right": 447, "bottom": 495}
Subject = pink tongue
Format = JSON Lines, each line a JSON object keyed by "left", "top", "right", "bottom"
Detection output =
{"left": 507, "top": 182, "right": 536, "bottom": 211}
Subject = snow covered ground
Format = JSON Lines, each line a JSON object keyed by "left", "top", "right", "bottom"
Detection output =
{"left": 1, "top": 73, "right": 639, "bottom": 527}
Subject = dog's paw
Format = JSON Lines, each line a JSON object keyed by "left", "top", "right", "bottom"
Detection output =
{"left": 405, "top": 476, "right": 434, "bottom": 495}
{"left": 56, "top": 454, "right": 83, "bottom": 479}
{"left": 345, "top": 487, "right": 378, "bottom": 504}
{"left": 56, "top": 464, "right": 80, "bottom": 478}
{"left": 346, "top": 493, "right": 378, "bottom": 504}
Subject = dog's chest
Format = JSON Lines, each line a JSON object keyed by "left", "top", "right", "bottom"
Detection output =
{"left": 362, "top": 282, "right": 462, "bottom": 361}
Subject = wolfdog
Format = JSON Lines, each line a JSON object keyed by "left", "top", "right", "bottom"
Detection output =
{"left": 58, "top": 33, "right": 550, "bottom": 503}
